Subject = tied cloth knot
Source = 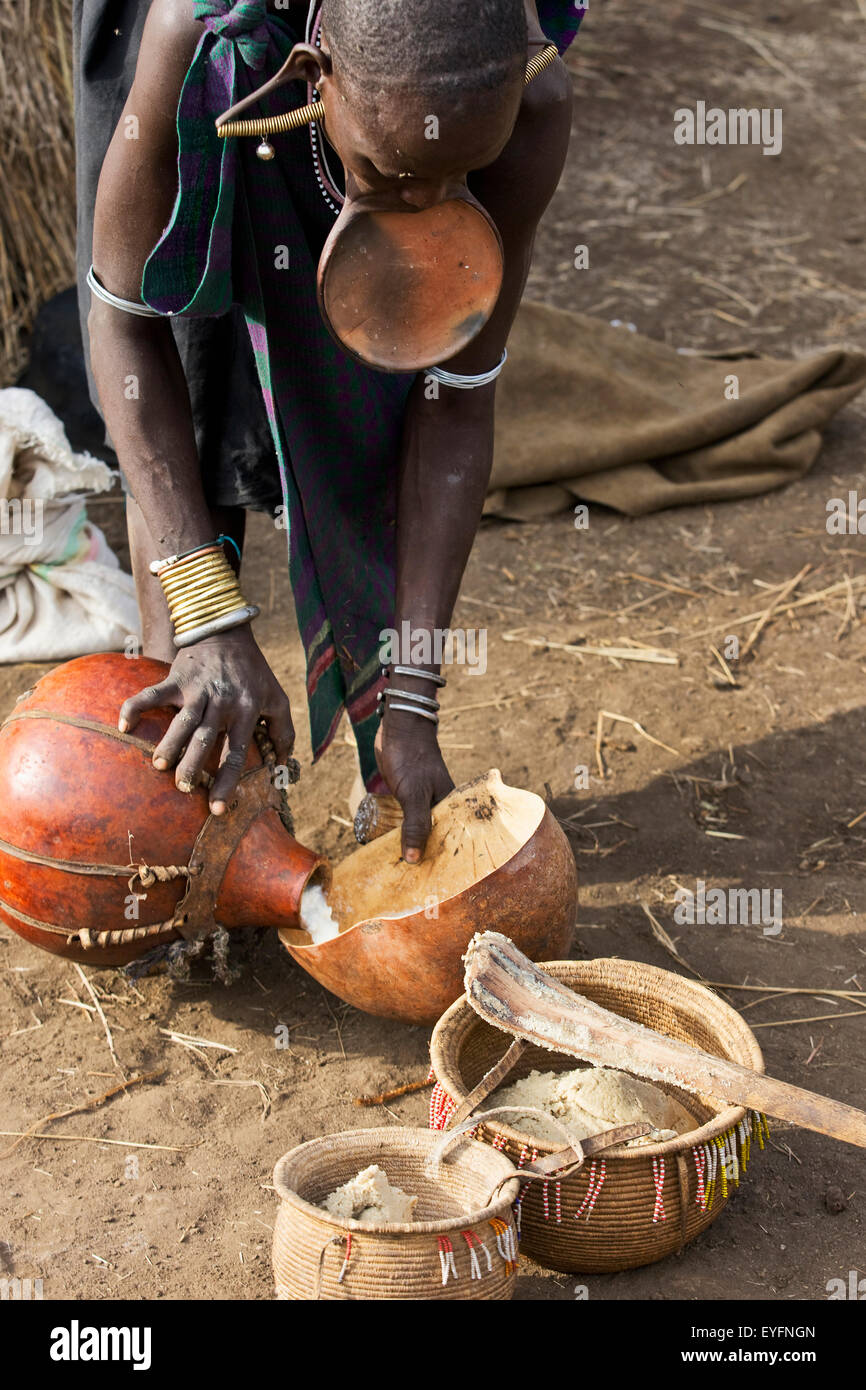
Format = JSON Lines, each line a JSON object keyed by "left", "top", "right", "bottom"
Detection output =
{"left": 194, "top": 0, "right": 271, "bottom": 69}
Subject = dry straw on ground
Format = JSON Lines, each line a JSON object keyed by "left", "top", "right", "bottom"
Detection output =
{"left": 0, "top": 0, "right": 76, "bottom": 386}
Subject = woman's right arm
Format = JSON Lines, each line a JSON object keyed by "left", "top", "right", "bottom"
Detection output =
{"left": 91, "top": 0, "right": 295, "bottom": 812}
{"left": 90, "top": 1, "right": 211, "bottom": 557}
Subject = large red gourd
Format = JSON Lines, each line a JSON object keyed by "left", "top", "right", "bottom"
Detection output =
{"left": 0, "top": 656, "right": 579, "bottom": 1025}
{"left": 0, "top": 654, "right": 327, "bottom": 966}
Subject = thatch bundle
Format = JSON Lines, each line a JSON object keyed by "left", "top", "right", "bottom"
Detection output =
{"left": 0, "top": 0, "right": 76, "bottom": 386}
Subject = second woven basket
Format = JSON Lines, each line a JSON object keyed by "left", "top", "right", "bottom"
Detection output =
{"left": 429, "top": 958, "right": 766, "bottom": 1274}
{"left": 271, "top": 1127, "right": 521, "bottom": 1299}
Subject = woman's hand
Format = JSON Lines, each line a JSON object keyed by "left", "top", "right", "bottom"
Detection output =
{"left": 118, "top": 626, "right": 295, "bottom": 814}
{"left": 375, "top": 708, "right": 454, "bottom": 863}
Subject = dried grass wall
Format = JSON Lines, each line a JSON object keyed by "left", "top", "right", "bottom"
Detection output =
{"left": 0, "top": 0, "right": 76, "bottom": 385}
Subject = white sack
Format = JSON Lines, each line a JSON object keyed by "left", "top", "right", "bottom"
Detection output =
{"left": 0, "top": 388, "right": 140, "bottom": 662}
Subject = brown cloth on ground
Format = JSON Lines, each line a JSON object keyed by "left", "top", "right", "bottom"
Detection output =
{"left": 487, "top": 302, "right": 866, "bottom": 520}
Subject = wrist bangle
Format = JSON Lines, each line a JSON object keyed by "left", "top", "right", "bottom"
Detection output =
{"left": 150, "top": 541, "right": 219, "bottom": 577}
{"left": 378, "top": 688, "right": 441, "bottom": 713}
{"left": 149, "top": 534, "right": 241, "bottom": 576}
{"left": 151, "top": 537, "right": 258, "bottom": 647}
{"left": 383, "top": 701, "right": 439, "bottom": 725}
{"left": 174, "top": 606, "right": 260, "bottom": 648}
{"left": 384, "top": 664, "right": 447, "bottom": 688}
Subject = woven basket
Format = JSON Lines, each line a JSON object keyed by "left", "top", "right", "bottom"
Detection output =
{"left": 271, "top": 1127, "right": 521, "bottom": 1299}
{"left": 429, "top": 958, "right": 766, "bottom": 1274}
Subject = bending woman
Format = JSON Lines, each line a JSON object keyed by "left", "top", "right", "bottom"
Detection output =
{"left": 79, "top": 0, "right": 584, "bottom": 860}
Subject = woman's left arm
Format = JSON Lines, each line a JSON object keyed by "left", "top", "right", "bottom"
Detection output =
{"left": 378, "top": 57, "right": 574, "bottom": 861}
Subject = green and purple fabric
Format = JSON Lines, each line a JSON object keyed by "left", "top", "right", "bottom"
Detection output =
{"left": 539, "top": 1, "right": 588, "bottom": 55}
{"left": 142, "top": 0, "right": 584, "bottom": 790}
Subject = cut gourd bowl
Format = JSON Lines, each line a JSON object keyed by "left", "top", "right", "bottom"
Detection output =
{"left": 278, "top": 770, "right": 578, "bottom": 1025}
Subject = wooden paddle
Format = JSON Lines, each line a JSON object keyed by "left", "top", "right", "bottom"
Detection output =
{"left": 463, "top": 933, "right": 866, "bottom": 1150}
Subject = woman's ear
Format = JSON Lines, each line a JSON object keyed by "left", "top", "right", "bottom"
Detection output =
{"left": 288, "top": 41, "right": 331, "bottom": 89}
{"left": 216, "top": 44, "right": 330, "bottom": 128}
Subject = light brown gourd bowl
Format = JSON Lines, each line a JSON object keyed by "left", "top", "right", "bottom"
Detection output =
{"left": 271, "top": 1127, "right": 521, "bottom": 1300}
{"left": 278, "top": 771, "right": 577, "bottom": 1025}
{"left": 430, "top": 958, "right": 765, "bottom": 1274}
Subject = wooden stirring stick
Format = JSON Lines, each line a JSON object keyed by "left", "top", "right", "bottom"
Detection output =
{"left": 463, "top": 933, "right": 866, "bottom": 1150}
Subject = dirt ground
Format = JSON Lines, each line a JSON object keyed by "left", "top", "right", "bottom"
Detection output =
{"left": 2, "top": 0, "right": 865, "bottom": 1302}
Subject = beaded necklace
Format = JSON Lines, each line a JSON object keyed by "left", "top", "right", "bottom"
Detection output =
{"left": 306, "top": 2, "right": 344, "bottom": 214}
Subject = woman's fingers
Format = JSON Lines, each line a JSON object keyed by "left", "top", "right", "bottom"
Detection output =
{"left": 264, "top": 697, "right": 296, "bottom": 768}
{"left": 209, "top": 706, "right": 260, "bottom": 814}
{"left": 399, "top": 779, "right": 434, "bottom": 865}
{"left": 118, "top": 678, "right": 181, "bottom": 735}
{"left": 433, "top": 764, "right": 455, "bottom": 806}
{"left": 400, "top": 766, "right": 453, "bottom": 859}
{"left": 150, "top": 694, "right": 207, "bottom": 771}
{"left": 173, "top": 702, "right": 225, "bottom": 793}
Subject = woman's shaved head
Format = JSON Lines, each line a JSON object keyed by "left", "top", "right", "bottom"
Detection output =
{"left": 309, "top": 0, "right": 530, "bottom": 203}
{"left": 323, "top": 0, "right": 528, "bottom": 93}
